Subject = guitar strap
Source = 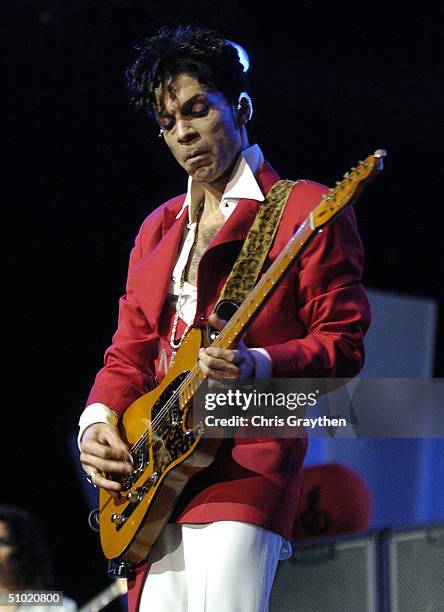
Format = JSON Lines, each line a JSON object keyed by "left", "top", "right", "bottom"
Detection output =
{"left": 216, "top": 179, "right": 297, "bottom": 307}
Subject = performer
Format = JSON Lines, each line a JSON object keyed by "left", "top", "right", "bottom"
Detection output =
{"left": 79, "top": 25, "right": 370, "bottom": 612}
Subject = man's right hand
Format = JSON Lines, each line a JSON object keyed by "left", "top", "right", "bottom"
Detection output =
{"left": 79, "top": 423, "right": 133, "bottom": 500}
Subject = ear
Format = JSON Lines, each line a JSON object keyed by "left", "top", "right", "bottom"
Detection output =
{"left": 236, "top": 92, "right": 253, "bottom": 125}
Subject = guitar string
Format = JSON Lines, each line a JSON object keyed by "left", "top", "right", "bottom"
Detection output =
{"left": 129, "top": 221, "right": 320, "bottom": 461}
{"left": 124, "top": 175, "right": 377, "bottom": 499}
{"left": 128, "top": 224, "right": 308, "bottom": 458}
{"left": 128, "top": 213, "right": 329, "bottom": 459}
{"left": 127, "top": 168, "right": 366, "bottom": 459}
{"left": 109, "top": 164, "right": 374, "bottom": 496}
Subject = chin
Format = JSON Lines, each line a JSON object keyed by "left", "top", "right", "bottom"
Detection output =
{"left": 191, "top": 166, "right": 218, "bottom": 183}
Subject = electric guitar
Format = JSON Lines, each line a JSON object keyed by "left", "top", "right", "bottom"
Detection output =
{"left": 79, "top": 579, "right": 127, "bottom": 612}
{"left": 99, "top": 150, "right": 387, "bottom": 573}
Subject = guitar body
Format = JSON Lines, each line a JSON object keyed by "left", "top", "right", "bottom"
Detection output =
{"left": 99, "top": 326, "right": 222, "bottom": 565}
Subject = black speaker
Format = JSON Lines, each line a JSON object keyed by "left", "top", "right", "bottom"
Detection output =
{"left": 270, "top": 532, "right": 381, "bottom": 612}
{"left": 386, "top": 524, "right": 444, "bottom": 612}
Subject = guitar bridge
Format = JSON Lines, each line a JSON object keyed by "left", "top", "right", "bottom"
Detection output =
{"left": 171, "top": 405, "right": 180, "bottom": 425}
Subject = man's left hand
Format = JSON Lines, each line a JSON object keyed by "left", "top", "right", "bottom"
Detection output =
{"left": 199, "top": 313, "right": 255, "bottom": 379}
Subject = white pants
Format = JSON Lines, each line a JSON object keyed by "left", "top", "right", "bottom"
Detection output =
{"left": 139, "top": 521, "right": 291, "bottom": 612}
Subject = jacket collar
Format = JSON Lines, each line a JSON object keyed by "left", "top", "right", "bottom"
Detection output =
{"left": 175, "top": 144, "right": 265, "bottom": 225}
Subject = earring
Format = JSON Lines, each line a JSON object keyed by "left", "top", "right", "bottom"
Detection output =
{"left": 158, "top": 128, "right": 164, "bottom": 138}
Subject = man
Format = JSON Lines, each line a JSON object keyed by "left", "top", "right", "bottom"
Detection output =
{"left": 79, "top": 25, "right": 370, "bottom": 612}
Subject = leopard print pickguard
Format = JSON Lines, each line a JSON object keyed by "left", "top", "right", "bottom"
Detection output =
{"left": 120, "top": 373, "right": 195, "bottom": 493}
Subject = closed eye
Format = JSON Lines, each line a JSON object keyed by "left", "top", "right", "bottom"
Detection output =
{"left": 157, "top": 100, "right": 210, "bottom": 132}
{"left": 189, "top": 104, "right": 209, "bottom": 116}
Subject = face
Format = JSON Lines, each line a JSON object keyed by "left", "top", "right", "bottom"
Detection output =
{"left": 0, "top": 521, "right": 13, "bottom": 574}
{"left": 154, "top": 73, "right": 247, "bottom": 187}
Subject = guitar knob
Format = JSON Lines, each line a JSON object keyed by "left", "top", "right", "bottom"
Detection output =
{"left": 111, "top": 513, "right": 125, "bottom": 525}
{"left": 124, "top": 490, "right": 145, "bottom": 503}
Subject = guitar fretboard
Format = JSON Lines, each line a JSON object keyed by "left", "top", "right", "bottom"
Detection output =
{"left": 174, "top": 151, "right": 385, "bottom": 413}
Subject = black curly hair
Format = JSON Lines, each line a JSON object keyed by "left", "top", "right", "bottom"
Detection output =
{"left": 0, "top": 505, "right": 55, "bottom": 589}
{"left": 126, "top": 25, "right": 250, "bottom": 117}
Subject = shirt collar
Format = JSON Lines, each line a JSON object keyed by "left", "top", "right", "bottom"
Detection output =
{"left": 176, "top": 144, "right": 265, "bottom": 223}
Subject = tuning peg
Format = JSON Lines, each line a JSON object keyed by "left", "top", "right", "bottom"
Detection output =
{"left": 373, "top": 149, "right": 387, "bottom": 172}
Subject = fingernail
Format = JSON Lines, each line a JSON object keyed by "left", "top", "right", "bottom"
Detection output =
{"left": 126, "top": 453, "right": 134, "bottom": 464}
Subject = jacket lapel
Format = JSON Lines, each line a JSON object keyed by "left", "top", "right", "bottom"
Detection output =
{"left": 133, "top": 202, "right": 188, "bottom": 329}
{"left": 133, "top": 161, "right": 281, "bottom": 327}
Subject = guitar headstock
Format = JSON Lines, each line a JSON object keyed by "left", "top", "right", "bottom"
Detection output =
{"left": 310, "top": 149, "right": 387, "bottom": 230}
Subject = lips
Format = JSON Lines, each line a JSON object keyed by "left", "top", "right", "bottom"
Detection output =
{"left": 185, "top": 150, "right": 208, "bottom": 163}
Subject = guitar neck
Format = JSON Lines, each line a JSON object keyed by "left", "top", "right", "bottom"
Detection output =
{"left": 214, "top": 220, "right": 314, "bottom": 349}
{"left": 211, "top": 150, "right": 385, "bottom": 351}
{"left": 79, "top": 580, "right": 127, "bottom": 612}
{"left": 178, "top": 150, "right": 386, "bottom": 405}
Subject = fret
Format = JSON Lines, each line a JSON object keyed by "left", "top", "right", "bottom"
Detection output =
{"left": 159, "top": 152, "right": 386, "bottom": 428}
{"left": 100, "top": 152, "right": 386, "bottom": 566}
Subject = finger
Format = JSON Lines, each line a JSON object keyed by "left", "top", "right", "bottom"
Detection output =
{"left": 81, "top": 424, "right": 131, "bottom": 457}
{"left": 199, "top": 360, "right": 238, "bottom": 380}
{"left": 81, "top": 439, "right": 132, "bottom": 463}
{"left": 98, "top": 427, "right": 131, "bottom": 455}
{"left": 204, "top": 367, "right": 238, "bottom": 380}
{"left": 203, "top": 347, "right": 243, "bottom": 364}
{"left": 81, "top": 451, "right": 134, "bottom": 475}
{"left": 86, "top": 469, "right": 123, "bottom": 493}
{"left": 199, "top": 350, "right": 240, "bottom": 374}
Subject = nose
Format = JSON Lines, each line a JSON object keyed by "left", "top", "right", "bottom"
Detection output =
{"left": 176, "top": 117, "right": 198, "bottom": 144}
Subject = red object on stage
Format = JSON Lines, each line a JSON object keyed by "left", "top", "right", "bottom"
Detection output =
{"left": 293, "top": 462, "right": 371, "bottom": 540}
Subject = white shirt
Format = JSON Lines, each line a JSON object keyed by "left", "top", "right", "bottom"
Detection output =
{"left": 78, "top": 144, "right": 272, "bottom": 442}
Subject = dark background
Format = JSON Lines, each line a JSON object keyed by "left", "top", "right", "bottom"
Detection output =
{"left": 4, "top": 1, "right": 443, "bottom": 604}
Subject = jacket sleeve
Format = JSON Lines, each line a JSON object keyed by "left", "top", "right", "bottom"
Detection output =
{"left": 264, "top": 203, "right": 371, "bottom": 379}
{"left": 85, "top": 222, "right": 160, "bottom": 419}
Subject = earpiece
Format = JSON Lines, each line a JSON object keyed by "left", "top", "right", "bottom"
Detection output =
{"left": 237, "top": 91, "right": 253, "bottom": 122}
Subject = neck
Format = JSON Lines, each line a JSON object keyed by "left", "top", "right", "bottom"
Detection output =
{"left": 202, "top": 189, "right": 223, "bottom": 215}
{"left": 203, "top": 154, "right": 238, "bottom": 208}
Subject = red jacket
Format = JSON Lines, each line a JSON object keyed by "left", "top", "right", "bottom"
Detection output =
{"left": 86, "top": 161, "right": 371, "bottom": 607}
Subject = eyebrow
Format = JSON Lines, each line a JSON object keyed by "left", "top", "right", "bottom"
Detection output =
{"left": 156, "top": 93, "right": 208, "bottom": 118}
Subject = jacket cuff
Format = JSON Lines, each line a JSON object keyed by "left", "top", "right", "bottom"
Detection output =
{"left": 249, "top": 348, "right": 272, "bottom": 378}
{"left": 78, "top": 403, "right": 118, "bottom": 450}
